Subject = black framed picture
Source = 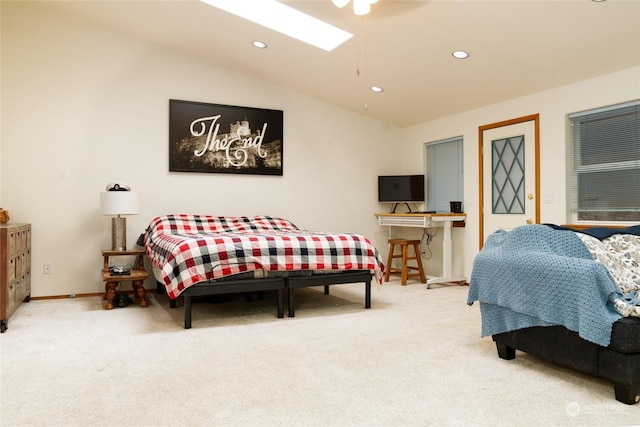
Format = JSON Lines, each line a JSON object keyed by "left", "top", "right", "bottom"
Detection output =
{"left": 169, "top": 99, "right": 283, "bottom": 175}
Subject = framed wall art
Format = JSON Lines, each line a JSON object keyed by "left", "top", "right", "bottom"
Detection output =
{"left": 169, "top": 99, "right": 283, "bottom": 175}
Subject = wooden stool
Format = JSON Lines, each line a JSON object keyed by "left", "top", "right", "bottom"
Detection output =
{"left": 384, "top": 238, "right": 426, "bottom": 286}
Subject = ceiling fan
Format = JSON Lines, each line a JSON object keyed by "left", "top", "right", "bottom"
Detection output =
{"left": 332, "top": 0, "right": 379, "bottom": 16}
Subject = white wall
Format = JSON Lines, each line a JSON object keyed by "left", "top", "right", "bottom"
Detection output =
{"left": 1, "top": 2, "right": 401, "bottom": 297}
{"left": 2, "top": 2, "right": 638, "bottom": 297}
{"left": 400, "top": 67, "right": 640, "bottom": 278}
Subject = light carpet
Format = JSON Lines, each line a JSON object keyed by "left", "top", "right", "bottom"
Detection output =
{"left": 1, "top": 280, "right": 638, "bottom": 426}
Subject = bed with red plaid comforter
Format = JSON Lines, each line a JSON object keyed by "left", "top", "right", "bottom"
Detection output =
{"left": 144, "top": 214, "right": 384, "bottom": 299}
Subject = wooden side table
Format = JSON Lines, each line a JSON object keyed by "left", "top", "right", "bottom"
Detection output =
{"left": 102, "top": 249, "right": 149, "bottom": 310}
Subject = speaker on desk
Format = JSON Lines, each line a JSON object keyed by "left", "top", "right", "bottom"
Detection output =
{"left": 450, "top": 201, "right": 463, "bottom": 213}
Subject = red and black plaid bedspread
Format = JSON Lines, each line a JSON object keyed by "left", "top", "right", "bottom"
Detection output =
{"left": 144, "top": 215, "right": 384, "bottom": 299}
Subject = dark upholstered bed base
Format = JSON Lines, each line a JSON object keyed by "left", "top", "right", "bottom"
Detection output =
{"left": 157, "top": 270, "right": 373, "bottom": 329}
{"left": 492, "top": 318, "right": 640, "bottom": 405}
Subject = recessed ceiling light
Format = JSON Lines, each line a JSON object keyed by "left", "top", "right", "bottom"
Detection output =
{"left": 370, "top": 86, "right": 384, "bottom": 93}
{"left": 252, "top": 41, "right": 267, "bottom": 49}
{"left": 452, "top": 50, "right": 469, "bottom": 59}
{"left": 201, "top": 0, "right": 353, "bottom": 52}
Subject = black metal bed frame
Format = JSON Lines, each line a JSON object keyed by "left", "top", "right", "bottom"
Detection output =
{"left": 157, "top": 270, "right": 373, "bottom": 329}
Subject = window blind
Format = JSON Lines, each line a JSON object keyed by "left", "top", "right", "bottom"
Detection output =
{"left": 569, "top": 100, "right": 640, "bottom": 222}
{"left": 426, "top": 137, "right": 464, "bottom": 213}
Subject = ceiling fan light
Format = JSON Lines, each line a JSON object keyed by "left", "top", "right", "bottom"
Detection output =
{"left": 353, "top": 0, "right": 371, "bottom": 16}
{"left": 332, "top": 0, "right": 350, "bottom": 8}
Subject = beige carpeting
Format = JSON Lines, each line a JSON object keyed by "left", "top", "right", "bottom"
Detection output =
{"left": 1, "top": 279, "right": 638, "bottom": 427}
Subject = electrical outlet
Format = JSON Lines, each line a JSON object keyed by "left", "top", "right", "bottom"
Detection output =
{"left": 43, "top": 263, "right": 52, "bottom": 274}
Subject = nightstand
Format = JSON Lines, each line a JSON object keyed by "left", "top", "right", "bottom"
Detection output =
{"left": 102, "top": 249, "right": 149, "bottom": 310}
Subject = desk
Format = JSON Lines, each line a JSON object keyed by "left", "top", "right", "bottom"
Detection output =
{"left": 376, "top": 213, "right": 466, "bottom": 288}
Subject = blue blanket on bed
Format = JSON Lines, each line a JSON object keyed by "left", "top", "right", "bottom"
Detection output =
{"left": 467, "top": 224, "right": 623, "bottom": 346}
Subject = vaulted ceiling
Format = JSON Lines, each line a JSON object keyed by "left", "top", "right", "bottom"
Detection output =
{"left": 47, "top": 0, "right": 640, "bottom": 127}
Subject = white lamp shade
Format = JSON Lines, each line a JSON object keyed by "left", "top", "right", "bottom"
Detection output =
{"left": 100, "top": 191, "right": 139, "bottom": 215}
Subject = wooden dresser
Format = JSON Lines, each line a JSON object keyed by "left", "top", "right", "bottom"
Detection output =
{"left": 0, "top": 224, "right": 31, "bottom": 333}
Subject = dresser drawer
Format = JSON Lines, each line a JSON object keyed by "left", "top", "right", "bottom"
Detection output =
{"left": 8, "top": 258, "right": 16, "bottom": 282}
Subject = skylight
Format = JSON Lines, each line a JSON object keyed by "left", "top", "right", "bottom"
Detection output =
{"left": 200, "top": 0, "right": 353, "bottom": 52}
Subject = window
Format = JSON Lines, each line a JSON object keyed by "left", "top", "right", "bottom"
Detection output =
{"left": 425, "top": 137, "right": 464, "bottom": 212}
{"left": 569, "top": 100, "right": 640, "bottom": 222}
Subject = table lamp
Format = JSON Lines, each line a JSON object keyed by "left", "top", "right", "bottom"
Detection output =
{"left": 100, "top": 182, "right": 139, "bottom": 251}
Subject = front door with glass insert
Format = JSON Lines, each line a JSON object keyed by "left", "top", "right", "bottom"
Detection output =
{"left": 479, "top": 115, "right": 539, "bottom": 247}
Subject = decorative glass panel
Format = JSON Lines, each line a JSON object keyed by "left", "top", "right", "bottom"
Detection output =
{"left": 492, "top": 136, "right": 525, "bottom": 214}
